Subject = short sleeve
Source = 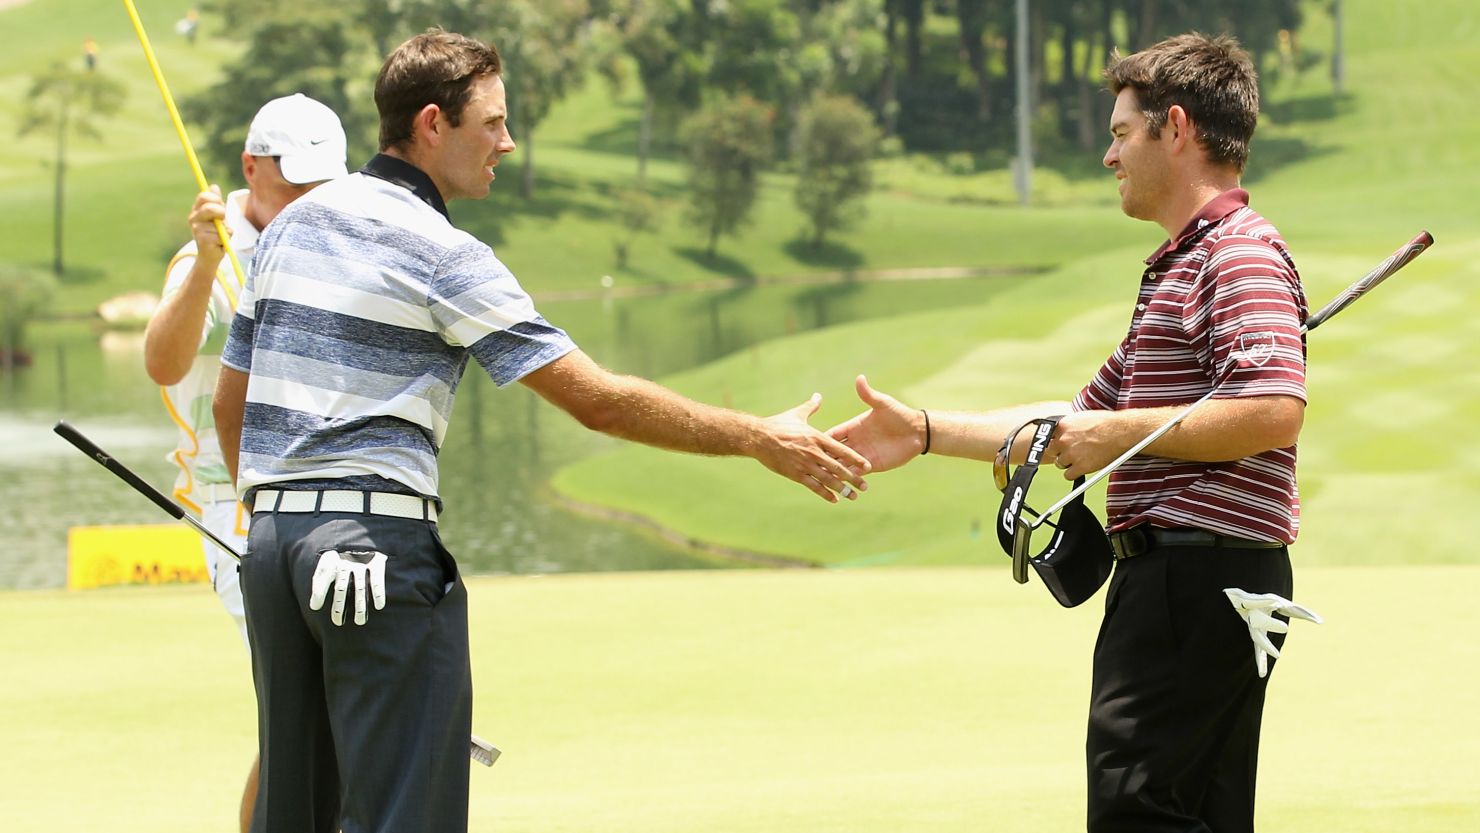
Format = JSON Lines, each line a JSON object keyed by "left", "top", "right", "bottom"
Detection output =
{"left": 427, "top": 242, "right": 576, "bottom": 386}
{"left": 1190, "top": 236, "right": 1307, "bottom": 402}
{"left": 219, "top": 274, "right": 257, "bottom": 373}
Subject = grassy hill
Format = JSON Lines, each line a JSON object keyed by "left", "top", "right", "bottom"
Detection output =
{"left": 552, "top": 0, "right": 1480, "bottom": 569}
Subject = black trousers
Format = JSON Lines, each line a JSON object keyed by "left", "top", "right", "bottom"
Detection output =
{"left": 1086, "top": 544, "right": 1294, "bottom": 833}
{"left": 241, "top": 510, "right": 472, "bottom": 833}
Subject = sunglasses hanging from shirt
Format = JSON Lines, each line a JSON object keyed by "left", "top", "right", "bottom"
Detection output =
{"left": 993, "top": 416, "right": 1114, "bottom": 608}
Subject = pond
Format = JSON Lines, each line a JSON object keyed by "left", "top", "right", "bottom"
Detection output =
{"left": 0, "top": 274, "right": 1015, "bottom": 589}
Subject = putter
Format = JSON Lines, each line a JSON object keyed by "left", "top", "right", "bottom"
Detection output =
{"left": 1026, "top": 230, "right": 1434, "bottom": 530}
{"left": 54, "top": 420, "right": 502, "bottom": 767}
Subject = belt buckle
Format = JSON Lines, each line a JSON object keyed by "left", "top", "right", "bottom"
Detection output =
{"left": 1110, "top": 527, "right": 1148, "bottom": 560}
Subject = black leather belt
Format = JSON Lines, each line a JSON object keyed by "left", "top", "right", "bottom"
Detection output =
{"left": 1108, "top": 526, "right": 1285, "bottom": 561}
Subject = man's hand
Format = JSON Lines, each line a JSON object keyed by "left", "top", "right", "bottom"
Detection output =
{"left": 756, "top": 393, "right": 871, "bottom": 503}
{"left": 826, "top": 375, "right": 927, "bottom": 474}
{"left": 309, "top": 549, "right": 388, "bottom": 626}
{"left": 1042, "top": 410, "right": 1136, "bottom": 480}
{"left": 189, "top": 186, "right": 229, "bottom": 266}
{"left": 1223, "top": 588, "right": 1322, "bottom": 678}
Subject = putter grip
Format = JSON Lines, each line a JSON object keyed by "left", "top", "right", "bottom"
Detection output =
{"left": 54, "top": 420, "right": 185, "bottom": 521}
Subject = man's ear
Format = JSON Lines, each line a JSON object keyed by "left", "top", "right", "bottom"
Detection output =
{"left": 1165, "top": 105, "right": 1193, "bottom": 154}
{"left": 240, "top": 150, "right": 256, "bottom": 182}
{"left": 411, "top": 103, "right": 444, "bottom": 147}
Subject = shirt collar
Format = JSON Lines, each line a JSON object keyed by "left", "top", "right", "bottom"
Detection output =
{"left": 1144, "top": 188, "right": 1250, "bottom": 265}
{"left": 223, "top": 188, "right": 259, "bottom": 253}
{"left": 360, "top": 153, "right": 449, "bottom": 220}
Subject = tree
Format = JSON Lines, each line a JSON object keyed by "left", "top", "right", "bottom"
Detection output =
{"left": 955, "top": 0, "right": 998, "bottom": 123}
{"left": 700, "top": 0, "right": 805, "bottom": 109}
{"left": 484, "top": 0, "right": 594, "bottom": 198}
{"left": 794, "top": 0, "right": 888, "bottom": 104}
{"left": 182, "top": 8, "right": 376, "bottom": 183}
{"left": 19, "top": 62, "right": 125, "bottom": 276}
{"left": 612, "top": 187, "right": 663, "bottom": 268}
{"left": 792, "top": 94, "right": 878, "bottom": 249}
{"left": 611, "top": 0, "right": 704, "bottom": 184}
{"left": 681, "top": 96, "right": 773, "bottom": 258}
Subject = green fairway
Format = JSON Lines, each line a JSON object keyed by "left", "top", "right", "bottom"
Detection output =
{"left": 2, "top": 567, "right": 1476, "bottom": 832}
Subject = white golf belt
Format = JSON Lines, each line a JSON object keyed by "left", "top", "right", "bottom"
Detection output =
{"left": 253, "top": 489, "right": 438, "bottom": 523}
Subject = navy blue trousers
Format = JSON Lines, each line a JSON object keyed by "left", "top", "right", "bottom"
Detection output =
{"left": 241, "top": 509, "right": 472, "bottom": 833}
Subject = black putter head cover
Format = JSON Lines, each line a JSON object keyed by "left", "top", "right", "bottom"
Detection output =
{"left": 994, "top": 416, "right": 1114, "bottom": 608}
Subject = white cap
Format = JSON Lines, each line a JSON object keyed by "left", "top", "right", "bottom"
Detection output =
{"left": 244, "top": 94, "right": 348, "bottom": 185}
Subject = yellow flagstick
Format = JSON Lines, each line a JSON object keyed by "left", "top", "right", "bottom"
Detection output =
{"left": 122, "top": 0, "right": 244, "bottom": 309}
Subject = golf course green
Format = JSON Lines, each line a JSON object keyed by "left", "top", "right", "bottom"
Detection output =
{"left": 3, "top": 567, "right": 1476, "bottom": 831}
{"left": 3, "top": 0, "right": 1478, "bottom": 830}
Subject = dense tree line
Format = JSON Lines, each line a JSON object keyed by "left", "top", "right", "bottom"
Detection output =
{"left": 190, "top": 0, "right": 1308, "bottom": 179}
{"left": 182, "top": 0, "right": 1311, "bottom": 257}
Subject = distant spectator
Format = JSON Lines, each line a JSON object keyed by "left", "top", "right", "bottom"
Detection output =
{"left": 82, "top": 37, "right": 98, "bottom": 71}
{"left": 175, "top": 8, "right": 200, "bottom": 45}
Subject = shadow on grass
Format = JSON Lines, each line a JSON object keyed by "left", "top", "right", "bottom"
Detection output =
{"left": 782, "top": 238, "right": 865, "bottom": 270}
{"left": 674, "top": 246, "right": 755, "bottom": 280}
{"left": 1244, "top": 135, "right": 1334, "bottom": 184}
{"left": 1263, "top": 92, "right": 1355, "bottom": 125}
{"left": 59, "top": 265, "right": 106, "bottom": 286}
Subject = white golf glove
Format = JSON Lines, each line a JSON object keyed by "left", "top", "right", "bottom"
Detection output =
{"left": 1223, "top": 588, "right": 1323, "bottom": 678}
{"left": 310, "top": 549, "right": 387, "bottom": 626}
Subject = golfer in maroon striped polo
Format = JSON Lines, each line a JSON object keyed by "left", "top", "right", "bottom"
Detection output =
{"left": 831, "top": 33, "right": 1310, "bottom": 832}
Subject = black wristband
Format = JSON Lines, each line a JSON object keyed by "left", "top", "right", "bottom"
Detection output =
{"left": 920, "top": 409, "right": 932, "bottom": 455}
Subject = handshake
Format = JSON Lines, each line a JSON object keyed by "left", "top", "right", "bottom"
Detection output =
{"left": 738, "top": 375, "right": 939, "bottom": 505}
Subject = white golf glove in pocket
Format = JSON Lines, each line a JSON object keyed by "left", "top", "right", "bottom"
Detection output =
{"left": 310, "top": 549, "right": 388, "bottom": 626}
{"left": 1223, "top": 588, "right": 1322, "bottom": 678}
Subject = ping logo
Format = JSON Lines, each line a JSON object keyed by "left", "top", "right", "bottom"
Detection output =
{"left": 1028, "top": 421, "right": 1053, "bottom": 463}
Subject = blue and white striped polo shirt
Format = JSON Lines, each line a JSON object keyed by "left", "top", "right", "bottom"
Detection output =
{"left": 221, "top": 154, "right": 576, "bottom": 502}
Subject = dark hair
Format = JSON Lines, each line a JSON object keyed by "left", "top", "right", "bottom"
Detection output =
{"left": 1103, "top": 33, "right": 1258, "bottom": 172}
{"left": 375, "top": 28, "right": 502, "bottom": 151}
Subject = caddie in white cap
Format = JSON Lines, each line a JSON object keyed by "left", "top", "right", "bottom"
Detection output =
{"left": 142, "top": 92, "right": 347, "bottom": 833}
{"left": 244, "top": 93, "right": 349, "bottom": 185}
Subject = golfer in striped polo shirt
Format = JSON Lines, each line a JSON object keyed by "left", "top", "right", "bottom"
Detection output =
{"left": 833, "top": 34, "right": 1309, "bottom": 832}
{"left": 213, "top": 29, "right": 869, "bottom": 833}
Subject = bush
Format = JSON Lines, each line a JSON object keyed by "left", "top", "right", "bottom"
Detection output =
{"left": 0, "top": 263, "right": 57, "bottom": 366}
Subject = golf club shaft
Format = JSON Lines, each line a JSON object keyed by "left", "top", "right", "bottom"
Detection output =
{"left": 55, "top": 420, "right": 245, "bottom": 558}
{"left": 54, "top": 419, "right": 501, "bottom": 766}
{"left": 1029, "top": 230, "right": 1434, "bottom": 528}
{"left": 122, "top": 0, "right": 246, "bottom": 307}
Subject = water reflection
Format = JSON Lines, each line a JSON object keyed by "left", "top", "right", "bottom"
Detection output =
{"left": 0, "top": 275, "right": 1014, "bottom": 589}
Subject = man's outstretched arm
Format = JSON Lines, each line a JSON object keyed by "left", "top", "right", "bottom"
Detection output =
{"left": 826, "top": 374, "right": 1070, "bottom": 472}
{"left": 520, "top": 350, "right": 870, "bottom": 503}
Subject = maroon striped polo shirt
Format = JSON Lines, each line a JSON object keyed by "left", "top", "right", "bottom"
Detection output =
{"left": 1071, "top": 189, "right": 1308, "bottom": 543}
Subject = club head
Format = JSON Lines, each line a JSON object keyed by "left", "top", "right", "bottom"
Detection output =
{"left": 1011, "top": 518, "right": 1031, "bottom": 584}
{"left": 470, "top": 735, "right": 501, "bottom": 768}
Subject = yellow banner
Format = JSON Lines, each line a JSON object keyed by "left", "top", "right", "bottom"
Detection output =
{"left": 67, "top": 524, "right": 208, "bottom": 589}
